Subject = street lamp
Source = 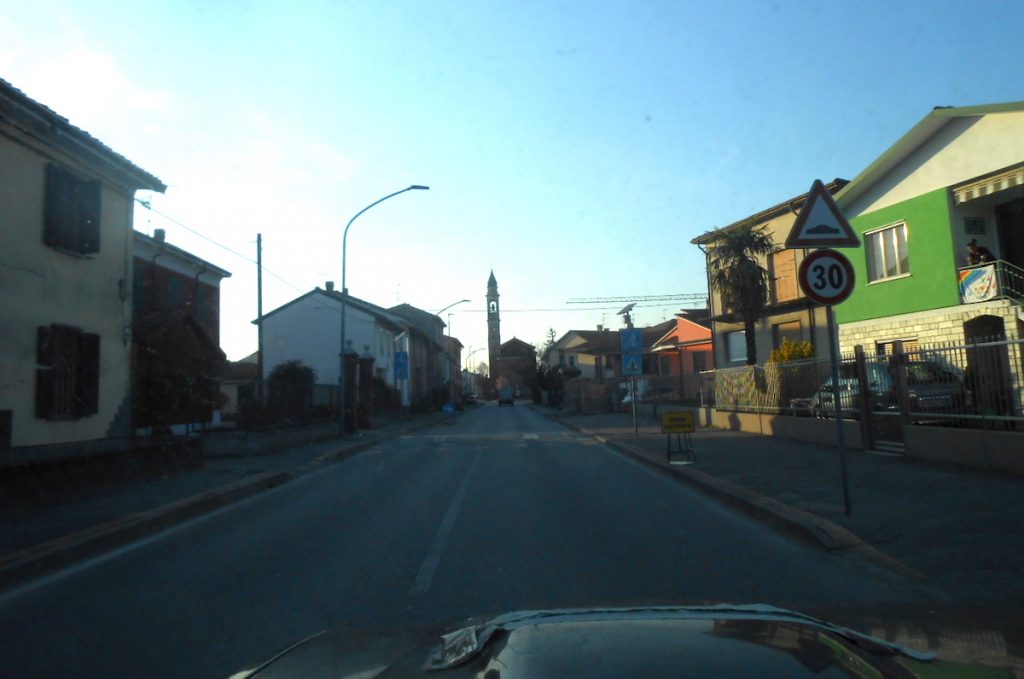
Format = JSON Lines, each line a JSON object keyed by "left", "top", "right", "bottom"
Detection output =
{"left": 434, "top": 299, "right": 469, "bottom": 404}
{"left": 464, "top": 346, "right": 484, "bottom": 371}
{"left": 339, "top": 185, "right": 429, "bottom": 432}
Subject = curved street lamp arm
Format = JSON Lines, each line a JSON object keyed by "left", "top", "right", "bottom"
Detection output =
{"left": 342, "top": 185, "right": 429, "bottom": 292}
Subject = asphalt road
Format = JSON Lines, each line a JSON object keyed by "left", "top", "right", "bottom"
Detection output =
{"left": 0, "top": 403, "right": 937, "bottom": 678}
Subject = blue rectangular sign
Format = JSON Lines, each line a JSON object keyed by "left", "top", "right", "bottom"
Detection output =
{"left": 393, "top": 351, "right": 409, "bottom": 379}
{"left": 622, "top": 352, "right": 642, "bottom": 376}
{"left": 620, "top": 329, "right": 643, "bottom": 353}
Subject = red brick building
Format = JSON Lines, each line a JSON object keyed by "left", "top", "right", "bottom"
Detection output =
{"left": 132, "top": 229, "right": 231, "bottom": 431}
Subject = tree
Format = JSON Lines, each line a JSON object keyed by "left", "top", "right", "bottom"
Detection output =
{"left": 267, "top": 360, "right": 317, "bottom": 419}
{"left": 707, "top": 223, "right": 775, "bottom": 365}
{"left": 540, "top": 328, "right": 557, "bottom": 360}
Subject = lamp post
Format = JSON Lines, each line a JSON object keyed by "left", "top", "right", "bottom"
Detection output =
{"left": 434, "top": 299, "right": 469, "bottom": 404}
{"left": 464, "top": 346, "right": 484, "bottom": 398}
{"left": 340, "top": 185, "right": 429, "bottom": 432}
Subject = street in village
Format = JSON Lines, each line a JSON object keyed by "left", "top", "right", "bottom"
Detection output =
{"left": 2, "top": 402, "right": 1022, "bottom": 678}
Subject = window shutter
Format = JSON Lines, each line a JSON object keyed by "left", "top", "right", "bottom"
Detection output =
{"left": 43, "top": 164, "right": 69, "bottom": 248}
{"left": 35, "top": 326, "right": 54, "bottom": 418}
{"left": 76, "top": 333, "right": 101, "bottom": 416}
{"left": 80, "top": 180, "right": 102, "bottom": 254}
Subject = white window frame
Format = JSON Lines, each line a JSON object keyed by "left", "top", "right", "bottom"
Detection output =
{"left": 865, "top": 221, "right": 911, "bottom": 283}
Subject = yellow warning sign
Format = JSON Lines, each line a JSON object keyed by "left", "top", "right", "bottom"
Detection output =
{"left": 661, "top": 411, "right": 695, "bottom": 433}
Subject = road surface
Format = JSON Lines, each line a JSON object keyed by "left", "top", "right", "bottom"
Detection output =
{"left": 0, "top": 403, "right": 934, "bottom": 678}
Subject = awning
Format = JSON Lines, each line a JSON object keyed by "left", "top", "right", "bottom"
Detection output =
{"left": 953, "top": 164, "right": 1024, "bottom": 204}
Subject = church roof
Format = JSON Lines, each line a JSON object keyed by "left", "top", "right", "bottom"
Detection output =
{"left": 487, "top": 270, "right": 497, "bottom": 287}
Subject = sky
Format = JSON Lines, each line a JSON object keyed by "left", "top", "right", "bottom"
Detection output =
{"left": 2, "top": 0, "right": 1022, "bottom": 366}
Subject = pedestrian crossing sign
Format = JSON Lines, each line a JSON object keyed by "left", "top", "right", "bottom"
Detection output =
{"left": 623, "top": 353, "right": 642, "bottom": 376}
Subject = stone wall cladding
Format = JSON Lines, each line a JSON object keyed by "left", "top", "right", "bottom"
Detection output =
{"left": 838, "top": 301, "right": 1021, "bottom": 352}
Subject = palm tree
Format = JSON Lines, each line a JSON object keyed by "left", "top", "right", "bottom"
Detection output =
{"left": 708, "top": 223, "right": 776, "bottom": 365}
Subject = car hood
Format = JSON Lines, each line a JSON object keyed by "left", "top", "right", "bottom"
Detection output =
{"left": 230, "top": 604, "right": 1021, "bottom": 678}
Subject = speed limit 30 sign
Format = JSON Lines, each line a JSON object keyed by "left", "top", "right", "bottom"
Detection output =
{"left": 798, "top": 249, "right": 855, "bottom": 305}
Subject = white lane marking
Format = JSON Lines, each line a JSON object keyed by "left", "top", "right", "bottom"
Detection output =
{"left": 524, "top": 434, "right": 538, "bottom": 440}
{"left": 409, "top": 453, "right": 480, "bottom": 597}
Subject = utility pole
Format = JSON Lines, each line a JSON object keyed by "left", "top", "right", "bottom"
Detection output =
{"left": 256, "top": 233, "right": 264, "bottom": 404}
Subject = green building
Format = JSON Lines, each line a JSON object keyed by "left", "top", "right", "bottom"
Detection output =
{"left": 833, "top": 102, "right": 1024, "bottom": 352}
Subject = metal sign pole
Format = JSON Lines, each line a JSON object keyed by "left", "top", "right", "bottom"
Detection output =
{"left": 826, "top": 304, "right": 852, "bottom": 516}
{"left": 632, "top": 376, "right": 639, "bottom": 439}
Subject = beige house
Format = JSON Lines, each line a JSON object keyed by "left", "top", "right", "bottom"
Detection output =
{"left": 0, "top": 79, "right": 165, "bottom": 450}
{"left": 691, "top": 179, "right": 847, "bottom": 366}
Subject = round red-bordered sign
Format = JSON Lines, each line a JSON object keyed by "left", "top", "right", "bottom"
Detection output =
{"left": 798, "top": 249, "right": 856, "bottom": 305}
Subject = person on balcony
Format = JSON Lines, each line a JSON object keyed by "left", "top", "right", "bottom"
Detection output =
{"left": 966, "top": 239, "right": 995, "bottom": 265}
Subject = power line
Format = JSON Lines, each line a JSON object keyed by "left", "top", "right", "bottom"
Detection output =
{"left": 134, "top": 199, "right": 306, "bottom": 293}
{"left": 460, "top": 302, "right": 688, "bottom": 313}
{"left": 566, "top": 293, "right": 707, "bottom": 304}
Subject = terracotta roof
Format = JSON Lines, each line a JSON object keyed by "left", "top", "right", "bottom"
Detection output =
{"left": 134, "top": 230, "right": 231, "bottom": 278}
{"left": 0, "top": 77, "right": 166, "bottom": 192}
{"left": 691, "top": 179, "right": 848, "bottom": 245}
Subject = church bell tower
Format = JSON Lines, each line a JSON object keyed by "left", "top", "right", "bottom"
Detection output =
{"left": 487, "top": 270, "right": 500, "bottom": 379}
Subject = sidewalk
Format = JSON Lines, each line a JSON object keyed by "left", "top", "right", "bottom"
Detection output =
{"left": 0, "top": 413, "right": 439, "bottom": 586}
{"left": 535, "top": 405, "right": 1024, "bottom": 604}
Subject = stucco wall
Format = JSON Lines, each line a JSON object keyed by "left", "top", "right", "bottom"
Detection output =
{"left": 844, "top": 112, "right": 1024, "bottom": 217}
{"left": 837, "top": 188, "right": 959, "bottom": 325}
{"left": 706, "top": 199, "right": 836, "bottom": 366}
{"left": 0, "top": 129, "right": 137, "bottom": 447}
{"left": 261, "top": 293, "right": 397, "bottom": 387}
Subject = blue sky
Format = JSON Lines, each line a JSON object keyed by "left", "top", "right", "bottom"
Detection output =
{"left": 2, "top": 1, "right": 1022, "bottom": 363}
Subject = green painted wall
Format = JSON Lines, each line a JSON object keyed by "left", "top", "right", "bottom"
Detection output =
{"left": 836, "top": 188, "right": 960, "bottom": 324}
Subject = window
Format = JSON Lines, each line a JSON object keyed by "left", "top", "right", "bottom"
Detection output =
{"left": 194, "top": 286, "right": 208, "bottom": 320}
{"left": 168, "top": 278, "right": 182, "bottom": 307}
{"left": 43, "top": 163, "right": 102, "bottom": 255}
{"left": 35, "top": 325, "right": 100, "bottom": 420}
{"left": 770, "top": 249, "right": 798, "bottom": 303}
{"left": 568, "top": 355, "right": 576, "bottom": 367}
{"left": 692, "top": 351, "right": 707, "bottom": 373}
{"left": 876, "top": 338, "right": 919, "bottom": 357}
{"left": 772, "top": 320, "right": 802, "bottom": 348}
{"left": 605, "top": 355, "right": 613, "bottom": 369}
{"left": 866, "top": 222, "right": 910, "bottom": 282}
{"left": 725, "top": 331, "right": 746, "bottom": 362}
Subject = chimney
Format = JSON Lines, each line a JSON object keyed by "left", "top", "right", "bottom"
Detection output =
{"left": 154, "top": 228, "right": 166, "bottom": 243}
{"left": 325, "top": 281, "right": 335, "bottom": 292}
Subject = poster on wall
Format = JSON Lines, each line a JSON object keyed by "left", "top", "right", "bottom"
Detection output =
{"left": 959, "top": 264, "right": 998, "bottom": 303}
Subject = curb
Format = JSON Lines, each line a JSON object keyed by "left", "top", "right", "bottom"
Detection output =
{"left": 0, "top": 471, "right": 293, "bottom": 590}
{"left": 530, "top": 405, "right": 925, "bottom": 581}
{"left": 0, "top": 417, "right": 443, "bottom": 591}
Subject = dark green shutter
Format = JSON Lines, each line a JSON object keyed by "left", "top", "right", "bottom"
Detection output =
{"left": 76, "top": 333, "right": 101, "bottom": 416}
{"left": 35, "top": 326, "right": 54, "bottom": 418}
{"left": 80, "top": 180, "right": 101, "bottom": 254}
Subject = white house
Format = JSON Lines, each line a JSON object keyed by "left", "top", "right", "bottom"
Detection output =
{"left": 258, "top": 285, "right": 408, "bottom": 400}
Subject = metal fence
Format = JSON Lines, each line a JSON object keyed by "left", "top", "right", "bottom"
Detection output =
{"left": 712, "top": 336, "right": 1024, "bottom": 431}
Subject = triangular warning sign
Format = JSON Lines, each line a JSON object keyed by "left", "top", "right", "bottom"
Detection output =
{"left": 785, "top": 179, "right": 860, "bottom": 248}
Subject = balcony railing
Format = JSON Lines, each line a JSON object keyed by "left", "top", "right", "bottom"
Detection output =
{"left": 958, "top": 259, "right": 1024, "bottom": 304}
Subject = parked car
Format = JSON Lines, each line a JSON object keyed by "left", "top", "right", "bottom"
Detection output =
{"left": 812, "top": 359, "right": 967, "bottom": 419}
{"left": 620, "top": 381, "right": 678, "bottom": 404}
